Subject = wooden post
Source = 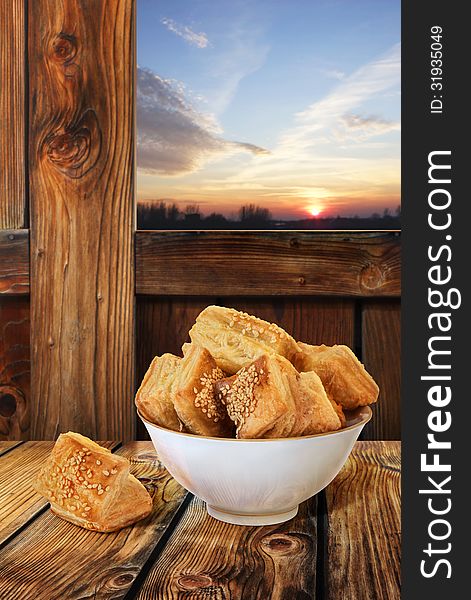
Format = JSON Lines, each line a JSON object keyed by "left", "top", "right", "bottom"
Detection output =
{"left": 0, "top": 0, "right": 26, "bottom": 229}
{"left": 0, "top": 0, "right": 30, "bottom": 440}
{"left": 28, "top": 0, "right": 135, "bottom": 439}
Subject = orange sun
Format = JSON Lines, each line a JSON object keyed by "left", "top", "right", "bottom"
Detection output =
{"left": 309, "top": 206, "right": 322, "bottom": 217}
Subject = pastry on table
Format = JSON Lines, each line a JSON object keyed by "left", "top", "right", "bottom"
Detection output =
{"left": 188, "top": 305, "right": 301, "bottom": 374}
{"left": 294, "top": 343, "right": 379, "bottom": 410}
{"left": 214, "top": 354, "right": 341, "bottom": 439}
{"left": 34, "top": 432, "right": 152, "bottom": 532}
{"left": 173, "top": 344, "right": 234, "bottom": 437}
{"left": 135, "top": 353, "right": 182, "bottom": 430}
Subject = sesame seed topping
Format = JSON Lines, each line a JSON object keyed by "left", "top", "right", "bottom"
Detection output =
{"left": 98, "top": 489, "right": 104, "bottom": 495}
{"left": 193, "top": 366, "right": 226, "bottom": 421}
{"left": 96, "top": 460, "right": 101, "bottom": 465}
{"left": 111, "top": 468, "right": 117, "bottom": 475}
{"left": 103, "top": 470, "right": 110, "bottom": 476}
{"left": 218, "top": 363, "right": 262, "bottom": 431}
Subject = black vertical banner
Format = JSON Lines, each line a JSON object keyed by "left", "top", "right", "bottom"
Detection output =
{"left": 402, "top": 1, "right": 466, "bottom": 597}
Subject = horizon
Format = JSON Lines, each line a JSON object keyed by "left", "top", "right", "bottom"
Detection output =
{"left": 137, "top": 0, "right": 401, "bottom": 220}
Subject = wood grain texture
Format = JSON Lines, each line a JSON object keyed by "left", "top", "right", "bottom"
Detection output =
{"left": 136, "top": 495, "right": 318, "bottom": 600}
{"left": 29, "top": 0, "right": 135, "bottom": 440}
{"left": 0, "top": 440, "right": 22, "bottom": 457}
{"left": 327, "top": 441, "right": 401, "bottom": 600}
{"left": 135, "top": 297, "right": 355, "bottom": 438}
{"left": 0, "top": 296, "right": 30, "bottom": 439}
{"left": 0, "top": 230, "right": 29, "bottom": 294}
{"left": 361, "top": 301, "right": 401, "bottom": 440}
{"left": 0, "top": 0, "right": 26, "bottom": 229}
{"left": 0, "top": 442, "right": 187, "bottom": 599}
{"left": 0, "top": 441, "right": 118, "bottom": 547}
{"left": 136, "top": 231, "right": 400, "bottom": 297}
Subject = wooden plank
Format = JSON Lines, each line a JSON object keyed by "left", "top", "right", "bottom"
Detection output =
{"left": 136, "top": 231, "right": 401, "bottom": 297}
{"left": 136, "top": 297, "right": 355, "bottom": 438}
{"left": 327, "top": 441, "right": 401, "bottom": 600}
{"left": 29, "top": 0, "right": 135, "bottom": 440}
{"left": 0, "top": 0, "right": 26, "bottom": 229}
{"left": 0, "top": 440, "right": 22, "bottom": 457}
{"left": 0, "top": 441, "right": 118, "bottom": 547}
{"left": 0, "top": 230, "right": 29, "bottom": 294}
{"left": 135, "top": 495, "right": 318, "bottom": 599}
{"left": 0, "top": 296, "right": 30, "bottom": 439}
{"left": 0, "top": 442, "right": 188, "bottom": 599}
{"left": 361, "top": 301, "right": 401, "bottom": 440}
{"left": 0, "top": 232, "right": 402, "bottom": 299}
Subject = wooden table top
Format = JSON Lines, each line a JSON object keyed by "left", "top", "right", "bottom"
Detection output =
{"left": 0, "top": 440, "right": 400, "bottom": 599}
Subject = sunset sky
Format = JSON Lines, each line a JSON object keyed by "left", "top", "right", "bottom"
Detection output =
{"left": 137, "top": 0, "right": 400, "bottom": 220}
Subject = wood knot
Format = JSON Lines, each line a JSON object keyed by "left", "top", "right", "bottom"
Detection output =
{"left": 44, "top": 109, "right": 101, "bottom": 178}
{"left": 135, "top": 452, "right": 160, "bottom": 463}
{"left": 298, "top": 276, "right": 306, "bottom": 285}
{"left": 261, "top": 533, "right": 301, "bottom": 556}
{"left": 0, "top": 386, "right": 24, "bottom": 418}
{"left": 289, "top": 238, "right": 299, "bottom": 248}
{"left": 51, "top": 33, "right": 77, "bottom": 63}
{"left": 360, "top": 263, "right": 384, "bottom": 291}
{"left": 177, "top": 574, "right": 213, "bottom": 590}
{"left": 106, "top": 572, "right": 135, "bottom": 588}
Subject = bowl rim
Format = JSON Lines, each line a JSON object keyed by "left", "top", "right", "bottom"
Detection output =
{"left": 137, "top": 405, "right": 372, "bottom": 442}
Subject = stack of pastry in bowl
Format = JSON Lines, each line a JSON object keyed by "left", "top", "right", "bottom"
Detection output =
{"left": 135, "top": 306, "right": 379, "bottom": 439}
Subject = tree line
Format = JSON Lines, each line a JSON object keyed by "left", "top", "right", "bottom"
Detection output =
{"left": 138, "top": 201, "right": 401, "bottom": 230}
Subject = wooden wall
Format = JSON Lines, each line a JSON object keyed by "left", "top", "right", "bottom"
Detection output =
{"left": 0, "top": 0, "right": 401, "bottom": 442}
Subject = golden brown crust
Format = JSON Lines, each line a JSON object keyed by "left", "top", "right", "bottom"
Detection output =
{"left": 34, "top": 432, "right": 152, "bottom": 532}
{"left": 329, "top": 398, "right": 347, "bottom": 428}
{"left": 189, "top": 306, "right": 301, "bottom": 374}
{"left": 294, "top": 343, "right": 379, "bottom": 410}
{"left": 295, "top": 371, "right": 342, "bottom": 435}
{"left": 134, "top": 353, "right": 182, "bottom": 430}
{"left": 173, "top": 345, "right": 234, "bottom": 437}
{"left": 215, "top": 354, "right": 341, "bottom": 438}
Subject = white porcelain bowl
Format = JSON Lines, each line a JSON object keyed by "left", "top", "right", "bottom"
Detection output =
{"left": 139, "top": 406, "right": 372, "bottom": 526}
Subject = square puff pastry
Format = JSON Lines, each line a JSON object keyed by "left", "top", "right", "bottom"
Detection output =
{"left": 135, "top": 353, "right": 182, "bottom": 431}
{"left": 34, "top": 432, "right": 152, "bottom": 532}
{"left": 173, "top": 344, "right": 234, "bottom": 437}
{"left": 214, "top": 354, "right": 341, "bottom": 439}
{"left": 189, "top": 305, "right": 301, "bottom": 374}
{"left": 294, "top": 343, "right": 379, "bottom": 410}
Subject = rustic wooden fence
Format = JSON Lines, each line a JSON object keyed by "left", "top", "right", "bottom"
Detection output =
{"left": 0, "top": 0, "right": 400, "bottom": 442}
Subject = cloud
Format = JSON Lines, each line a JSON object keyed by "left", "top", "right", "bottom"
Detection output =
{"left": 278, "top": 43, "right": 401, "bottom": 153}
{"left": 337, "top": 113, "right": 400, "bottom": 140}
{"left": 324, "top": 69, "right": 346, "bottom": 81}
{"left": 137, "top": 67, "right": 268, "bottom": 175}
{"left": 161, "top": 17, "right": 209, "bottom": 48}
